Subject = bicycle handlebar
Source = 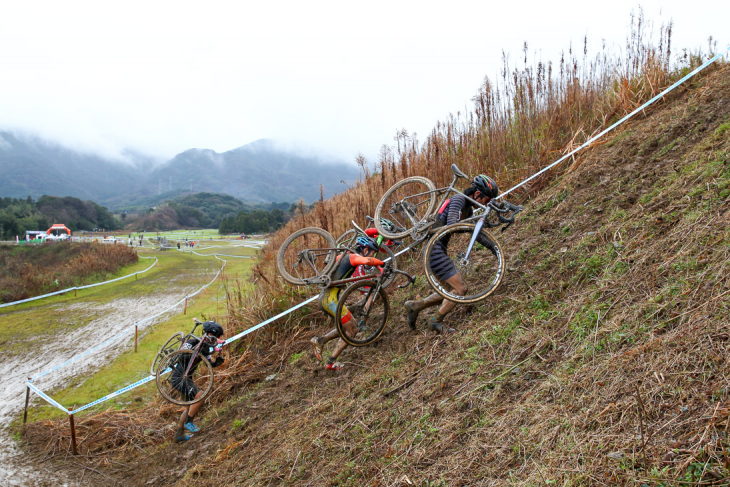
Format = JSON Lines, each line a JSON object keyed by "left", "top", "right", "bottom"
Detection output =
{"left": 382, "top": 262, "right": 416, "bottom": 288}
{"left": 488, "top": 200, "right": 523, "bottom": 231}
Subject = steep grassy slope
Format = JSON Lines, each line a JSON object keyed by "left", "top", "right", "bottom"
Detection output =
{"left": 23, "top": 66, "right": 730, "bottom": 485}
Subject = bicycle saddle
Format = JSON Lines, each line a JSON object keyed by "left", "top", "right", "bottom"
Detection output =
{"left": 451, "top": 164, "right": 468, "bottom": 179}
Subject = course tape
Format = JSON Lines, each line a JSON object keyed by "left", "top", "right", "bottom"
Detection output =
{"left": 0, "top": 257, "right": 158, "bottom": 309}
{"left": 31, "top": 256, "right": 226, "bottom": 381}
{"left": 27, "top": 239, "right": 409, "bottom": 414}
{"left": 27, "top": 382, "right": 68, "bottom": 413}
{"left": 72, "top": 374, "right": 157, "bottom": 414}
{"left": 499, "top": 46, "right": 730, "bottom": 199}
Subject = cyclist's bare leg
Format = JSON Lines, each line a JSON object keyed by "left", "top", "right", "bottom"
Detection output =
{"left": 176, "top": 391, "right": 204, "bottom": 439}
{"left": 436, "top": 273, "right": 467, "bottom": 317}
{"left": 320, "top": 328, "right": 340, "bottom": 344}
{"left": 405, "top": 291, "right": 444, "bottom": 329}
{"left": 328, "top": 316, "right": 356, "bottom": 364}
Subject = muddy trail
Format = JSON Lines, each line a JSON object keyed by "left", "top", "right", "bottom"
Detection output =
{"left": 23, "top": 66, "right": 730, "bottom": 485}
{"left": 1, "top": 252, "right": 220, "bottom": 487}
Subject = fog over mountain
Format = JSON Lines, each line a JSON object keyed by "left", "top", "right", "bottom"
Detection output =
{"left": 0, "top": 132, "right": 360, "bottom": 208}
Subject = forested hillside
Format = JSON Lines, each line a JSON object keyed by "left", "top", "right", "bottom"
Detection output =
{"left": 0, "top": 195, "right": 120, "bottom": 239}
{"left": 123, "top": 192, "right": 292, "bottom": 232}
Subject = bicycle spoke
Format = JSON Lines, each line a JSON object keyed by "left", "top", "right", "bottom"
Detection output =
{"left": 336, "top": 281, "right": 389, "bottom": 346}
{"left": 424, "top": 224, "right": 504, "bottom": 303}
{"left": 375, "top": 177, "right": 436, "bottom": 239}
{"left": 277, "top": 229, "right": 337, "bottom": 285}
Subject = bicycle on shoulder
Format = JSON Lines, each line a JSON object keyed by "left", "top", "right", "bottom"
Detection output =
{"left": 276, "top": 227, "right": 415, "bottom": 346}
{"left": 373, "top": 164, "right": 523, "bottom": 304}
{"left": 335, "top": 215, "right": 407, "bottom": 288}
{"left": 154, "top": 318, "right": 224, "bottom": 406}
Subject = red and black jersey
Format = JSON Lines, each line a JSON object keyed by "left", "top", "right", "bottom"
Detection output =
{"left": 332, "top": 253, "right": 385, "bottom": 281}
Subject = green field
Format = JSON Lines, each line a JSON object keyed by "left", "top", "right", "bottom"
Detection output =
{"left": 15, "top": 240, "right": 259, "bottom": 420}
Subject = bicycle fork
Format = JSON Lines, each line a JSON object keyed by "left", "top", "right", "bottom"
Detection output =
{"left": 463, "top": 209, "right": 491, "bottom": 262}
{"left": 356, "top": 283, "right": 381, "bottom": 332}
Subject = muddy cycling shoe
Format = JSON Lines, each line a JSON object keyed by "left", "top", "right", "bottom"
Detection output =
{"left": 310, "top": 337, "right": 324, "bottom": 361}
{"left": 325, "top": 361, "right": 344, "bottom": 371}
{"left": 175, "top": 434, "right": 193, "bottom": 442}
{"left": 404, "top": 301, "right": 420, "bottom": 330}
{"left": 429, "top": 319, "right": 455, "bottom": 334}
{"left": 184, "top": 421, "right": 199, "bottom": 433}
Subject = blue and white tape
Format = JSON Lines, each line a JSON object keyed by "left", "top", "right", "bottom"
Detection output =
{"left": 31, "top": 258, "right": 226, "bottom": 381}
{"left": 27, "top": 382, "right": 68, "bottom": 413}
{"left": 499, "top": 46, "right": 730, "bottom": 199}
{"left": 0, "top": 257, "right": 158, "bottom": 309}
{"left": 73, "top": 374, "right": 157, "bottom": 414}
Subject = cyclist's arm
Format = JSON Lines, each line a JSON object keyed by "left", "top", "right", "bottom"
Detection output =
{"left": 446, "top": 194, "right": 467, "bottom": 225}
{"left": 349, "top": 254, "right": 385, "bottom": 267}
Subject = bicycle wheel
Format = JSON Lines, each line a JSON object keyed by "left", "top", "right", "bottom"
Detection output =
{"left": 335, "top": 229, "right": 358, "bottom": 248}
{"left": 276, "top": 227, "right": 337, "bottom": 285}
{"left": 374, "top": 176, "right": 437, "bottom": 239}
{"left": 150, "top": 331, "right": 185, "bottom": 376}
{"left": 335, "top": 280, "right": 390, "bottom": 347}
{"left": 156, "top": 349, "right": 214, "bottom": 406}
{"left": 422, "top": 223, "right": 505, "bottom": 304}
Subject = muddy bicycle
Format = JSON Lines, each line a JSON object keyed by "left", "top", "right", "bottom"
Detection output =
{"left": 334, "top": 216, "right": 408, "bottom": 288}
{"left": 372, "top": 164, "right": 523, "bottom": 304}
{"left": 153, "top": 318, "right": 222, "bottom": 406}
{"left": 276, "top": 229, "right": 415, "bottom": 346}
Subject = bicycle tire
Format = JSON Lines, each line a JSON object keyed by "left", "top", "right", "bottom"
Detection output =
{"left": 422, "top": 223, "right": 505, "bottom": 304}
{"left": 335, "top": 229, "right": 358, "bottom": 248}
{"left": 150, "top": 331, "right": 185, "bottom": 376}
{"left": 335, "top": 280, "right": 390, "bottom": 347}
{"left": 156, "top": 349, "right": 214, "bottom": 406}
{"left": 276, "top": 227, "right": 337, "bottom": 285}
{"left": 374, "top": 176, "right": 437, "bottom": 239}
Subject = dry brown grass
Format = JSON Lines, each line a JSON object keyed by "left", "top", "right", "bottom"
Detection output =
{"left": 0, "top": 242, "right": 138, "bottom": 303}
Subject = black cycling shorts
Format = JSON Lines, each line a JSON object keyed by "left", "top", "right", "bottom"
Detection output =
{"left": 171, "top": 369, "right": 199, "bottom": 402}
{"left": 428, "top": 238, "right": 458, "bottom": 281}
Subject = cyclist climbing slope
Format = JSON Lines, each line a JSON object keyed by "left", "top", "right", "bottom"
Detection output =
{"left": 311, "top": 236, "right": 385, "bottom": 370}
{"left": 173, "top": 321, "right": 226, "bottom": 442}
{"left": 405, "top": 174, "right": 499, "bottom": 333}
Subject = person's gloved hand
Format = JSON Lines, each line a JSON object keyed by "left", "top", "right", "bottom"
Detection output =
{"left": 213, "top": 356, "right": 225, "bottom": 367}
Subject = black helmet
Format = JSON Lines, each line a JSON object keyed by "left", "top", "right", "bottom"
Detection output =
{"left": 203, "top": 321, "right": 224, "bottom": 338}
{"left": 472, "top": 174, "right": 498, "bottom": 199}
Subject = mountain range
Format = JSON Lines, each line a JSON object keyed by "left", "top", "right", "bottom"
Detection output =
{"left": 0, "top": 132, "right": 360, "bottom": 208}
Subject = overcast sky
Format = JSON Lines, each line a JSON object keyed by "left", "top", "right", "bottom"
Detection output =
{"left": 0, "top": 1, "right": 726, "bottom": 165}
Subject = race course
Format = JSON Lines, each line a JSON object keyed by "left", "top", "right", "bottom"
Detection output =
{"left": 0, "top": 237, "right": 263, "bottom": 487}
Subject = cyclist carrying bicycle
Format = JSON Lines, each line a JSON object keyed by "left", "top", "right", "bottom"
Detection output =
{"left": 405, "top": 174, "right": 499, "bottom": 333}
{"left": 174, "top": 321, "right": 225, "bottom": 442}
{"left": 310, "top": 236, "right": 385, "bottom": 370}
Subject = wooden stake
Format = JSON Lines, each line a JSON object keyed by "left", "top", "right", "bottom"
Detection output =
{"left": 23, "top": 378, "right": 30, "bottom": 425}
{"left": 69, "top": 409, "right": 78, "bottom": 455}
{"left": 134, "top": 325, "right": 138, "bottom": 352}
{"left": 184, "top": 297, "right": 188, "bottom": 315}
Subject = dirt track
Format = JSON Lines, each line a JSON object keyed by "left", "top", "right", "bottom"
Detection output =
{"left": 0, "top": 256, "right": 220, "bottom": 487}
